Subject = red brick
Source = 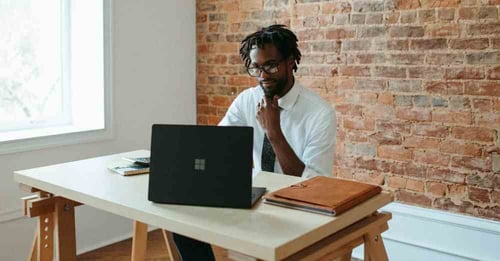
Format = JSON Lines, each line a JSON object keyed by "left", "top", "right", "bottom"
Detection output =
{"left": 427, "top": 182, "right": 447, "bottom": 196}
{"left": 325, "top": 28, "right": 355, "bottom": 39}
{"left": 376, "top": 121, "right": 412, "bottom": 134}
{"left": 414, "top": 151, "right": 450, "bottom": 167}
{"left": 448, "top": 184, "right": 466, "bottom": 198}
{"left": 425, "top": 81, "right": 464, "bottom": 95}
{"left": 210, "top": 95, "right": 232, "bottom": 107}
{"left": 401, "top": 11, "right": 417, "bottom": 24}
{"left": 478, "top": 6, "right": 498, "bottom": 19}
{"left": 343, "top": 118, "right": 375, "bottom": 130}
{"left": 452, "top": 126, "right": 495, "bottom": 142}
{"left": 387, "top": 54, "right": 424, "bottom": 65}
{"left": 397, "top": 190, "right": 432, "bottom": 207}
{"left": 409, "top": 67, "right": 445, "bottom": 79}
{"left": 378, "top": 93, "right": 394, "bottom": 105}
{"left": 493, "top": 99, "right": 500, "bottom": 111}
{"left": 477, "top": 112, "right": 500, "bottom": 128}
{"left": 468, "top": 23, "right": 500, "bottom": 36}
{"left": 472, "top": 99, "right": 492, "bottom": 112}
{"left": 197, "top": 115, "right": 208, "bottom": 125}
{"left": 240, "top": 0, "right": 262, "bottom": 10}
{"left": 197, "top": 2, "right": 217, "bottom": 12}
{"left": 389, "top": 26, "right": 425, "bottom": 37}
{"left": 388, "top": 176, "right": 407, "bottom": 189}
{"left": 335, "top": 167, "right": 354, "bottom": 179}
{"left": 413, "top": 124, "right": 449, "bottom": 138}
{"left": 207, "top": 115, "right": 223, "bottom": 125}
{"left": 356, "top": 158, "right": 391, "bottom": 172}
{"left": 378, "top": 146, "right": 413, "bottom": 162}
{"left": 434, "top": 198, "right": 474, "bottom": 215}
{"left": 322, "top": 1, "right": 351, "bottom": 14}
{"left": 440, "top": 140, "right": 482, "bottom": 157}
{"left": 394, "top": 0, "right": 421, "bottom": 9}
{"left": 493, "top": 38, "right": 500, "bottom": 49}
{"left": 452, "top": 156, "right": 492, "bottom": 172}
{"left": 466, "top": 51, "right": 500, "bottom": 64}
{"left": 427, "top": 168, "right": 466, "bottom": 184}
{"left": 197, "top": 105, "right": 217, "bottom": 115}
{"left": 227, "top": 76, "right": 256, "bottom": 86}
{"left": 405, "top": 137, "right": 440, "bottom": 149}
{"left": 384, "top": 13, "right": 400, "bottom": 24}
{"left": 422, "top": 0, "right": 459, "bottom": 7}
{"left": 411, "top": 39, "right": 448, "bottom": 50}
{"left": 450, "top": 39, "right": 489, "bottom": 50}
{"left": 335, "top": 104, "right": 363, "bottom": 116}
{"left": 492, "top": 190, "right": 500, "bottom": 204}
{"left": 405, "top": 162, "right": 427, "bottom": 178}
{"left": 459, "top": 7, "right": 478, "bottom": 20}
{"left": 467, "top": 172, "right": 495, "bottom": 189}
{"left": 425, "top": 25, "right": 460, "bottom": 37}
{"left": 296, "top": 4, "right": 320, "bottom": 17}
{"left": 487, "top": 66, "right": 500, "bottom": 79}
{"left": 396, "top": 108, "right": 432, "bottom": 121}
{"left": 469, "top": 187, "right": 490, "bottom": 204}
{"left": 373, "top": 40, "right": 409, "bottom": 50}
{"left": 476, "top": 206, "right": 500, "bottom": 220}
{"left": 407, "top": 179, "right": 425, "bottom": 192}
{"left": 445, "top": 67, "right": 485, "bottom": 79}
{"left": 437, "top": 9, "right": 454, "bottom": 21}
{"left": 363, "top": 105, "right": 395, "bottom": 120}
{"left": 432, "top": 111, "right": 472, "bottom": 125}
{"left": 355, "top": 80, "right": 386, "bottom": 91}
{"left": 369, "top": 132, "right": 402, "bottom": 145}
{"left": 353, "top": 171, "right": 385, "bottom": 186}
{"left": 339, "top": 66, "right": 371, "bottom": 77}
{"left": 372, "top": 65, "right": 407, "bottom": 78}
{"left": 426, "top": 53, "right": 464, "bottom": 65}
{"left": 197, "top": 95, "right": 209, "bottom": 105}
{"left": 346, "top": 130, "right": 368, "bottom": 142}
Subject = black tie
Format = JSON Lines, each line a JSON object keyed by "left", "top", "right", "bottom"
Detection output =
{"left": 261, "top": 134, "right": 275, "bottom": 172}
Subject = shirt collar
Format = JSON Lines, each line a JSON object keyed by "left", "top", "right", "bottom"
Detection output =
{"left": 277, "top": 81, "right": 301, "bottom": 111}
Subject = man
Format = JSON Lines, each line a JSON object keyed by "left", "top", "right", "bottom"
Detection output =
{"left": 172, "top": 24, "right": 336, "bottom": 260}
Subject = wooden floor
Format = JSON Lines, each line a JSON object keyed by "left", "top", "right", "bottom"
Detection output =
{"left": 77, "top": 229, "right": 361, "bottom": 261}
{"left": 77, "top": 229, "right": 230, "bottom": 261}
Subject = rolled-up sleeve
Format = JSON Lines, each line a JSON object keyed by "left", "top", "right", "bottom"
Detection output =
{"left": 301, "top": 108, "right": 336, "bottom": 178}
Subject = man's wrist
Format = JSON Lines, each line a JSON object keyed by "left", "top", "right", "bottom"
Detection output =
{"left": 267, "top": 128, "right": 284, "bottom": 143}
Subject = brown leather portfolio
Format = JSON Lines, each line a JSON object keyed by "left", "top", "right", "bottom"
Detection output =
{"left": 263, "top": 176, "right": 382, "bottom": 216}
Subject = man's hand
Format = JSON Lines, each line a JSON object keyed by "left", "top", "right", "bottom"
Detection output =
{"left": 256, "top": 95, "right": 282, "bottom": 140}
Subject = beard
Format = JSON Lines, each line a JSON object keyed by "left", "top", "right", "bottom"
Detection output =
{"left": 260, "top": 77, "right": 287, "bottom": 98}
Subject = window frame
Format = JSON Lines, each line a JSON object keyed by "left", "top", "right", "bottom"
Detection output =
{"left": 0, "top": 0, "right": 113, "bottom": 155}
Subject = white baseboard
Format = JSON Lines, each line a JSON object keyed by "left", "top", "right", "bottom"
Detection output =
{"left": 353, "top": 203, "right": 500, "bottom": 261}
{"left": 0, "top": 208, "right": 23, "bottom": 224}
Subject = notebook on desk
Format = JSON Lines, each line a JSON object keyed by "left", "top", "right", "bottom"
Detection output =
{"left": 148, "top": 124, "right": 266, "bottom": 209}
{"left": 263, "top": 176, "right": 382, "bottom": 216}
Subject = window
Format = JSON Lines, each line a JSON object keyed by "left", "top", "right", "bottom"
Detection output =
{"left": 0, "top": 0, "right": 112, "bottom": 154}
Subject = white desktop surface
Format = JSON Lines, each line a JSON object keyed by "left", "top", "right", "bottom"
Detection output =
{"left": 14, "top": 150, "right": 391, "bottom": 260}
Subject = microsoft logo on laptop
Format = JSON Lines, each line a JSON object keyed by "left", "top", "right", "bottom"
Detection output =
{"left": 194, "top": 159, "right": 206, "bottom": 171}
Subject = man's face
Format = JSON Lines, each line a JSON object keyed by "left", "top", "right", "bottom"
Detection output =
{"left": 249, "top": 44, "right": 291, "bottom": 98}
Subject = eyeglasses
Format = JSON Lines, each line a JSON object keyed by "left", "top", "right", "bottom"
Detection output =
{"left": 246, "top": 60, "right": 283, "bottom": 77}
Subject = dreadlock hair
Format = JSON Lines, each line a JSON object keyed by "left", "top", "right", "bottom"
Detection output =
{"left": 239, "top": 24, "right": 301, "bottom": 72}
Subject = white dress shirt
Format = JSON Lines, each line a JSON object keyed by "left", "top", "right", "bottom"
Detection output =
{"left": 219, "top": 81, "right": 336, "bottom": 178}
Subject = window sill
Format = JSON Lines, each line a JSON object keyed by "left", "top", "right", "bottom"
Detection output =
{"left": 0, "top": 125, "right": 113, "bottom": 155}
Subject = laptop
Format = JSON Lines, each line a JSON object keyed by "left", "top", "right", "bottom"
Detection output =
{"left": 148, "top": 124, "right": 266, "bottom": 208}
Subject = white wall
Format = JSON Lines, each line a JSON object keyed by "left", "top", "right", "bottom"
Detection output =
{"left": 0, "top": 1, "right": 196, "bottom": 260}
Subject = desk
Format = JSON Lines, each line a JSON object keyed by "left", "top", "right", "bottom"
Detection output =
{"left": 14, "top": 150, "right": 392, "bottom": 261}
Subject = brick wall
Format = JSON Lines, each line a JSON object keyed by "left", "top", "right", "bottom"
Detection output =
{"left": 196, "top": 0, "right": 500, "bottom": 220}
